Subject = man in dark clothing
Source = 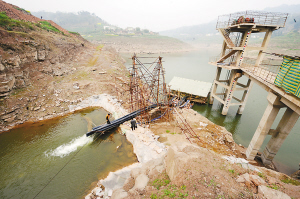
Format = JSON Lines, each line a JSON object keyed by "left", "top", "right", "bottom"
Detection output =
{"left": 130, "top": 119, "right": 136, "bottom": 131}
{"left": 106, "top": 113, "right": 111, "bottom": 124}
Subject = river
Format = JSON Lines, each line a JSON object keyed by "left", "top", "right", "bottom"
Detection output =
{"left": 123, "top": 49, "right": 300, "bottom": 175}
{"left": 0, "top": 108, "right": 137, "bottom": 199}
{"left": 1, "top": 49, "right": 299, "bottom": 199}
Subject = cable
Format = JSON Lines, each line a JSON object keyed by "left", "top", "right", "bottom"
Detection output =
{"left": 32, "top": 132, "right": 102, "bottom": 199}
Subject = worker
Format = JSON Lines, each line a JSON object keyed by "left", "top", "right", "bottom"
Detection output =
{"left": 106, "top": 113, "right": 111, "bottom": 124}
{"left": 130, "top": 119, "right": 137, "bottom": 131}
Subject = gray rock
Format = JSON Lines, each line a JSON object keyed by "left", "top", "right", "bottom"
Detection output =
{"left": 73, "top": 83, "right": 80, "bottom": 90}
{"left": 92, "top": 187, "right": 102, "bottom": 196}
{"left": 84, "top": 193, "right": 93, "bottom": 199}
{"left": 0, "top": 62, "right": 5, "bottom": 71}
{"left": 165, "top": 142, "right": 201, "bottom": 181}
{"left": 111, "top": 188, "right": 128, "bottom": 199}
{"left": 250, "top": 174, "right": 266, "bottom": 186}
{"left": 37, "top": 50, "right": 47, "bottom": 61}
{"left": 258, "top": 185, "right": 290, "bottom": 199}
{"left": 107, "top": 189, "right": 113, "bottom": 197}
{"left": 15, "top": 79, "right": 25, "bottom": 88}
{"left": 53, "top": 68, "right": 64, "bottom": 76}
{"left": 4, "top": 115, "right": 16, "bottom": 123}
{"left": 133, "top": 173, "right": 149, "bottom": 192}
{"left": 34, "top": 106, "right": 41, "bottom": 111}
{"left": 131, "top": 167, "right": 141, "bottom": 179}
{"left": 291, "top": 165, "right": 300, "bottom": 179}
{"left": 236, "top": 175, "right": 245, "bottom": 183}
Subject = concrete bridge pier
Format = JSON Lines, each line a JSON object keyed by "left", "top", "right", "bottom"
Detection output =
{"left": 246, "top": 92, "right": 300, "bottom": 165}
{"left": 261, "top": 107, "right": 299, "bottom": 165}
{"left": 210, "top": 67, "right": 253, "bottom": 115}
{"left": 246, "top": 92, "right": 283, "bottom": 160}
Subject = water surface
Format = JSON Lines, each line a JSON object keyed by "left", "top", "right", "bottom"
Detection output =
{"left": 0, "top": 108, "right": 137, "bottom": 199}
{"left": 123, "top": 49, "right": 300, "bottom": 175}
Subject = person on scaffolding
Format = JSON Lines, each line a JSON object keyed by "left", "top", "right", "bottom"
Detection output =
{"left": 131, "top": 118, "right": 137, "bottom": 131}
{"left": 106, "top": 113, "right": 111, "bottom": 124}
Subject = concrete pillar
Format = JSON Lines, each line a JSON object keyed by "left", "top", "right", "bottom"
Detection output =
{"left": 221, "top": 41, "right": 227, "bottom": 57}
{"left": 246, "top": 92, "right": 284, "bottom": 160}
{"left": 261, "top": 107, "right": 299, "bottom": 165}
{"left": 222, "top": 70, "right": 237, "bottom": 115}
{"left": 255, "top": 29, "right": 272, "bottom": 66}
{"left": 237, "top": 79, "right": 253, "bottom": 114}
{"left": 209, "top": 67, "right": 222, "bottom": 104}
{"left": 236, "top": 30, "right": 252, "bottom": 67}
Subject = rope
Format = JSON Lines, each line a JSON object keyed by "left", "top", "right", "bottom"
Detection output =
{"left": 33, "top": 132, "right": 102, "bottom": 199}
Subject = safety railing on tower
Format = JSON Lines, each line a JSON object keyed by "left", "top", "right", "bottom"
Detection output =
{"left": 216, "top": 11, "right": 288, "bottom": 29}
{"left": 240, "top": 55, "right": 283, "bottom": 84}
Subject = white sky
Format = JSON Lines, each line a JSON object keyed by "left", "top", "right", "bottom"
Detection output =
{"left": 3, "top": 0, "right": 300, "bottom": 31}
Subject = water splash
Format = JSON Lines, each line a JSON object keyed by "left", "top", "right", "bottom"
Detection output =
{"left": 46, "top": 135, "right": 93, "bottom": 158}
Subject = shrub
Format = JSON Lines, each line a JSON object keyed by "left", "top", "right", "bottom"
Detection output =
{"left": 281, "top": 177, "right": 300, "bottom": 186}
{"left": 38, "top": 21, "right": 62, "bottom": 33}
{"left": 68, "top": 31, "right": 80, "bottom": 35}
{"left": 0, "top": 12, "right": 35, "bottom": 31}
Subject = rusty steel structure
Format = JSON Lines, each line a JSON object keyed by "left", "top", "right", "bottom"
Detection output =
{"left": 130, "top": 54, "right": 168, "bottom": 124}
{"left": 114, "top": 54, "right": 203, "bottom": 143}
{"left": 115, "top": 54, "right": 169, "bottom": 124}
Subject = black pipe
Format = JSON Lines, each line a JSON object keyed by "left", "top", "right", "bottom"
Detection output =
{"left": 86, "top": 101, "right": 183, "bottom": 137}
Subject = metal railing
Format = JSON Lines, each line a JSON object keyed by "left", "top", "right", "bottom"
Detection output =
{"left": 216, "top": 11, "right": 288, "bottom": 29}
{"left": 241, "top": 56, "right": 282, "bottom": 84}
{"left": 209, "top": 55, "right": 283, "bottom": 85}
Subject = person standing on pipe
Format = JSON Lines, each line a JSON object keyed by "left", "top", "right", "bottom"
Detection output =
{"left": 106, "top": 113, "right": 111, "bottom": 124}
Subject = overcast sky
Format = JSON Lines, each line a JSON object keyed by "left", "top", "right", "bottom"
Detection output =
{"left": 4, "top": 0, "right": 300, "bottom": 31}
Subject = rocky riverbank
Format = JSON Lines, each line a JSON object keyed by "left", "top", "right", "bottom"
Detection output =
{"left": 1, "top": 2, "right": 299, "bottom": 198}
{"left": 91, "top": 35, "right": 195, "bottom": 54}
{"left": 82, "top": 95, "right": 300, "bottom": 199}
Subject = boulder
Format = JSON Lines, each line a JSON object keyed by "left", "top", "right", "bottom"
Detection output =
{"left": 111, "top": 188, "right": 128, "bottom": 199}
{"left": 165, "top": 142, "right": 203, "bottom": 181}
{"left": 238, "top": 173, "right": 252, "bottom": 187}
{"left": 37, "top": 49, "right": 47, "bottom": 61}
{"left": 130, "top": 167, "right": 142, "bottom": 179}
{"left": 0, "top": 62, "right": 5, "bottom": 71}
{"left": 258, "top": 185, "right": 290, "bottom": 199}
{"left": 250, "top": 174, "right": 267, "bottom": 186}
{"left": 92, "top": 187, "right": 102, "bottom": 196}
{"left": 291, "top": 165, "right": 300, "bottom": 180}
{"left": 132, "top": 173, "right": 149, "bottom": 193}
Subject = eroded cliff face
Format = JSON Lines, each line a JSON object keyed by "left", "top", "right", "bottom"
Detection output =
{"left": 0, "top": 30, "right": 85, "bottom": 94}
{"left": 0, "top": 28, "right": 88, "bottom": 125}
{"left": 0, "top": 0, "right": 92, "bottom": 129}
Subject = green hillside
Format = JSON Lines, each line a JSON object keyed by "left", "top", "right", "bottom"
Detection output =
{"left": 32, "top": 11, "right": 109, "bottom": 35}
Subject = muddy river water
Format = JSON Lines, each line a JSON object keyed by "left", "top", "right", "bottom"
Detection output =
{"left": 123, "top": 49, "right": 300, "bottom": 175}
{"left": 0, "top": 49, "right": 299, "bottom": 199}
{"left": 0, "top": 108, "right": 137, "bottom": 199}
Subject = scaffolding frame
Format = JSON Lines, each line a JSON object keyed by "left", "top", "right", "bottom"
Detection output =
{"left": 115, "top": 54, "right": 169, "bottom": 125}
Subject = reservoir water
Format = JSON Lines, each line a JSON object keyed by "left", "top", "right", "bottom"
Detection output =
{"left": 123, "top": 49, "right": 300, "bottom": 175}
{"left": 1, "top": 49, "right": 299, "bottom": 199}
{"left": 0, "top": 108, "right": 137, "bottom": 199}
